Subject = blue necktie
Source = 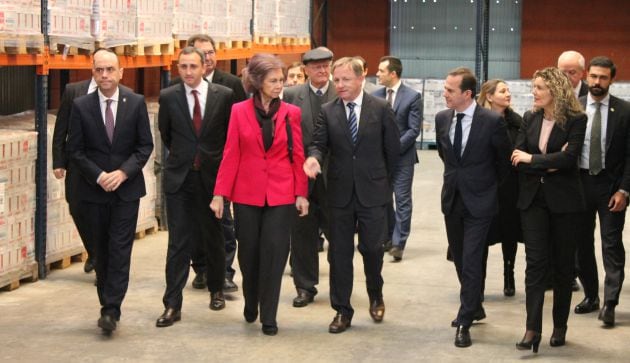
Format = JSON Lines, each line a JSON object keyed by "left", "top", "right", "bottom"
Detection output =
{"left": 347, "top": 102, "right": 358, "bottom": 144}
{"left": 453, "top": 113, "right": 465, "bottom": 161}
{"left": 316, "top": 89, "right": 323, "bottom": 96}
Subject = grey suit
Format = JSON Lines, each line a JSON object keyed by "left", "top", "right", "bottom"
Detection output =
{"left": 283, "top": 81, "right": 337, "bottom": 296}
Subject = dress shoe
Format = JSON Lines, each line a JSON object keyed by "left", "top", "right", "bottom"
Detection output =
{"left": 191, "top": 273, "right": 207, "bottom": 289}
{"left": 549, "top": 326, "right": 566, "bottom": 347}
{"left": 390, "top": 246, "right": 403, "bottom": 262}
{"left": 209, "top": 291, "right": 226, "bottom": 310}
{"left": 503, "top": 260, "right": 515, "bottom": 297}
{"left": 598, "top": 303, "right": 615, "bottom": 326}
{"left": 292, "top": 290, "right": 314, "bottom": 308}
{"left": 244, "top": 308, "right": 258, "bottom": 323}
{"left": 223, "top": 278, "right": 238, "bottom": 293}
{"left": 571, "top": 279, "right": 580, "bottom": 291}
{"left": 516, "top": 330, "right": 541, "bottom": 353}
{"left": 574, "top": 296, "right": 600, "bottom": 314}
{"left": 328, "top": 313, "right": 352, "bottom": 334}
{"left": 262, "top": 324, "right": 278, "bottom": 336}
{"left": 98, "top": 314, "right": 117, "bottom": 332}
{"left": 84, "top": 258, "right": 94, "bottom": 273}
{"left": 382, "top": 240, "right": 393, "bottom": 252}
{"left": 454, "top": 325, "right": 472, "bottom": 348}
{"left": 451, "top": 306, "right": 486, "bottom": 327}
{"left": 369, "top": 299, "right": 385, "bottom": 322}
{"left": 156, "top": 307, "right": 181, "bottom": 327}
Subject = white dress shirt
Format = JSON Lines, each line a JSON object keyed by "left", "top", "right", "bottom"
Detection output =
{"left": 448, "top": 101, "right": 477, "bottom": 156}
{"left": 580, "top": 93, "right": 610, "bottom": 169}
{"left": 184, "top": 80, "right": 208, "bottom": 119}
{"left": 343, "top": 91, "right": 364, "bottom": 129}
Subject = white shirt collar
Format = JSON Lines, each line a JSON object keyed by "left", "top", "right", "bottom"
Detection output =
{"left": 206, "top": 70, "right": 215, "bottom": 83}
{"left": 98, "top": 87, "right": 119, "bottom": 103}
{"left": 88, "top": 78, "right": 98, "bottom": 94}
{"left": 455, "top": 100, "right": 477, "bottom": 118}
{"left": 343, "top": 91, "right": 364, "bottom": 107}
{"left": 309, "top": 80, "right": 329, "bottom": 95}
{"left": 587, "top": 93, "right": 610, "bottom": 107}
{"left": 183, "top": 79, "right": 209, "bottom": 96}
{"left": 389, "top": 80, "right": 402, "bottom": 93}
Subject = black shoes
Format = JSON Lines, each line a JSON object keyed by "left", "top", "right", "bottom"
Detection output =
{"left": 598, "top": 303, "right": 615, "bottom": 326}
{"left": 262, "top": 324, "right": 278, "bottom": 336}
{"left": 516, "top": 330, "right": 541, "bottom": 353}
{"left": 369, "top": 299, "right": 385, "bottom": 322}
{"left": 156, "top": 307, "right": 181, "bottom": 327}
{"left": 244, "top": 308, "right": 258, "bottom": 323}
{"left": 192, "top": 273, "right": 206, "bottom": 289}
{"left": 503, "top": 260, "right": 515, "bottom": 297}
{"left": 328, "top": 313, "right": 352, "bottom": 334}
{"left": 451, "top": 306, "right": 486, "bottom": 327}
{"left": 98, "top": 314, "right": 117, "bottom": 333}
{"left": 549, "top": 327, "right": 566, "bottom": 347}
{"left": 223, "top": 278, "right": 238, "bottom": 293}
{"left": 571, "top": 279, "right": 580, "bottom": 291}
{"left": 292, "top": 290, "right": 315, "bottom": 307}
{"left": 389, "top": 246, "right": 403, "bottom": 262}
{"left": 574, "top": 296, "right": 600, "bottom": 314}
{"left": 210, "top": 291, "right": 226, "bottom": 310}
{"left": 84, "top": 258, "right": 95, "bottom": 273}
{"left": 454, "top": 325, "right": 472, "bottom": 348}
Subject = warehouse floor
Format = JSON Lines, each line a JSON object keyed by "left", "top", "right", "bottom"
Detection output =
{"left": 1, "top": 150, "right": 629, "bottom": 362}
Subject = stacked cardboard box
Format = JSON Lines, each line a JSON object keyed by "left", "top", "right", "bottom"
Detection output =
{"left": 228, "top": 0, "right": 253, "bottom": 42}
{"left": 135, "top": 0, "right": 174, "bottom": 49}
{"left": 277, "top": 0, "right": 309, "bottom": 38}
{"left": 252, "top": 0, "right": 278, "bottom": 40}
{"left": 172, "top": 0, "right": 202, "bottom": 41}
{"left": 91, "top": 0, "right": 138, "bottom": 47}
{"left": 146, "top": 101, "right": 166, "bottom": 229}
{"left": 136, "top": 104, "right": 158, "bottom": 235}
{"left": 48, "top": 0, "right": 94, "bottom": 52}
{"left": 201, "top": 1, "right": 229, "bottom": 43}
{"left": 0, "top": 0, "right": 43, "bottom": 53}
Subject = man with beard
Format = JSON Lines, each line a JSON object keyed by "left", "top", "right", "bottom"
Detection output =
{"left": 574, "top": 56, "right": 630, "bottom": 327}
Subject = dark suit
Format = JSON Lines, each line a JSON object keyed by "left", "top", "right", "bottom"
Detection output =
{"left": 172, "top": 69, "right": 245, "bottom": 282}
{"left": 67, "top": 87, "right": 154, "bottom": 319}
{"left": 309, "top": 93, "right": 400, "bottom": 317}
{"left": 283, "top": 81, "right": 337, "bottom": 297}
{"left": 578, "top": 81, "right": 589, "bottom": 98}
{"left": 158, "top": 80, "right": 233, "bottom": 310}
{"left": 372, "top": 83, "right": 422, "bottom": 251}
{"left": 515, "top": 110, "right": 587, "bottom": 333}
{"left": 435, "top": 104, "right": 511, "bottom": 327}
{"left": 576, "top": 95, "right": 630, "bottom": 306}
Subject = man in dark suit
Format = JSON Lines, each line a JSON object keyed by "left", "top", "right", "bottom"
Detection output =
{"left": 355, "top": 56, "right": 383, "bottom": 94}
{"left": 304, "top": 57, "right": 400, "bottom": 334}
{"left": 558, "top": 50, "right": 589, "bottom": 99}
{"left": 155, "top": 47, "right": 234, "bottom": 327}
{"left": 67, "top": 48, "right": 154, "bottom": 334}
{"left": 182, "top": 34, "right": 246, "bottom": 293}
{"left": 374, "top": 55, "right": 422, "bottom": 262}
{"left": 574, "top": 56, "right": 630, "bottom": 327}
{"left": 284, "top": 47, "right": 336, "bottom": 308}
{"left": 435, "top": 67, "right": 511, "bottom": 347}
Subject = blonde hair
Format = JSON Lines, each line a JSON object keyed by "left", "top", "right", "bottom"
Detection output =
{"left": 477, "top": 79, "right": 507, "bottom": 110}
{"left": 332, "top": 57, "right": 364, "bottom": 77}
{"left": 532, "top": 67, "right": 583, "bottom": 127}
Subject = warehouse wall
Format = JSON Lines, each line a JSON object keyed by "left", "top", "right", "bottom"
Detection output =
{"left": 521, "top": 0, "right": 630, "bottom": 80}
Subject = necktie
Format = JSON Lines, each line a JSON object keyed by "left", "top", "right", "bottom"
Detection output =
{"left": 386, "top": 89, "right": 394, "bottom": 107}
{"left": 105, "top": 99, "right": 115, "bottom": 143}
{"left": 589, "top": 101, "right": 602, "bottom": 175}
{"left": 191, "top": 90, "right": 202, "bottom": 136}
{"left": 316, "top": 89, "right": 323, "bottom": 97}
{"left": 347, "top": 102, "right": 358, "bottom": 144}
{"left": 453, "top": 113, "right": 465, "bottom": 161}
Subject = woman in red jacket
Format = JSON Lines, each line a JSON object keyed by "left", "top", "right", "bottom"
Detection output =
{"left": 210, "top": 53, "right": 309, "bottom": 336}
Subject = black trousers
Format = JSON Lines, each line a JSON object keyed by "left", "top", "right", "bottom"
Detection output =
{"left": 576, "top": 171, "right": 626, "bottom": 304}
{"left": 444, "top": 194, "right": 492, "bottom": 327}
{"left": 290, "top": 175, "right": 328, "bottom": 295}
{"left": 66, "top": 164, "right": 96, "bottom": 263}
{"left": 163, "top": 171, "right": 225, "bottom": 310}
{"left": 234, "top": 203, "right": 293, "bottom": 327}
{"left": 83, "top": 197, "right": 139, "bottom": 320}
{"left": 522, "top": 189, "right": 579, "bottom": 332}
{"left": 328, "top": 193, "right": 387, "bottom": 318}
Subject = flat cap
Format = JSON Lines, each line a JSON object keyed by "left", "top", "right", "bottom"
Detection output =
{"left": 302, "top": 47, "right": 333, "bottom": 64}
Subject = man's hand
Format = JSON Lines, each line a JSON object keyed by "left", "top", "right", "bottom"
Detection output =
{"left": 303, "top": 157, "right": 321, "bottom": 179}
{"left": 53, "top": 168, "right": 66, "bottom": 179}
{"left": 210, "top": 196, "right": 224, "bottom": 219}
{"left": 609, "top": 191, "right": 628, "bottom": 212}
{"left": 98, "top": 170, "right": 128, "bottom": 192}
{"left": 296, "top": 196, "right": 309, "bottom": 217}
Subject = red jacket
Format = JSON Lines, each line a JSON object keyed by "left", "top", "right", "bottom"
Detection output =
{"left": 214, "top": 98, "right": 308, "bottom": 206}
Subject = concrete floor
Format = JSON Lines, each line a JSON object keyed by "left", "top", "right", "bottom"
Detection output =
{"left": 1, "top": 150, "right": 629, "bottom": 362}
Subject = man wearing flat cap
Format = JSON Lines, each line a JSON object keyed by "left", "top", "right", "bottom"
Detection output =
{"left": 284, "top": 47, "right": 337, "bottom": 308}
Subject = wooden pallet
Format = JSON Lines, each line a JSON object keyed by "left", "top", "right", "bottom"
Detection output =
{"left": 0, "top": 35, "right": 44, "bottom": 55}
{"left": 47, "top": 251, "right": 87, "bottom": 271}
{"left": 135, "top": 219, "right": 159, "bottom": 239}
{"left": 173, "top": 38, "right": 188, "bottom": 50}
{"left": 254, "top": 34, "right": 278, "bottom": 45}
{"left": 125, "top": 40, "right": 174, "bottom": 56}
{"left": 50, "top": 43, "right": 92, "bottom": 56}
{"left": 0, "top": 263, "right": 39, "bottom": 292}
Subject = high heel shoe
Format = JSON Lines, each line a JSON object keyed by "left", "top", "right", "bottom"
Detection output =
{"left": 549, "top": 327, "right": 567, "bottom": 347}
{"left": 503, "top": 260, "right": 515, "bottom": 297}
{"left": 516, "top": 331, "right": 542, "bottom": 353}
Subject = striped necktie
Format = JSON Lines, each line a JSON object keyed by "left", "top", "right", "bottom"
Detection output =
{"left": 347, "top": 102, "right": 358, "bottom": 144}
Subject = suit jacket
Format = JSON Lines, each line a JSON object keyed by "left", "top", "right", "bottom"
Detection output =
{"left": 435, "top": 104, "right": 511, "bottom": 218}
{"left": 579, "top": 94, "right": 630, "bottom": 193}
{"left": 214, "top": 99, "right": 308, "bottom": 206}
{"left": 309, "top": 93, "right": 400, "bottom": 208}
{"left": 171, "top": 69, "right": 247, "bottom": 103}
{"left": 67, "top": 87, "right": 154, "bottom": 203}
{"left": 372, "top": 83, "right": 422, "bottom": 165}
{"left": 158, "top": 80, "right": 234, "bottom": 196}
{"left": 579, "top": 81, "right": 589, "bottom": 98}
{"left": 363, "top": 81, "right": 383, "bottom": 95}
{"left": 515, "top": 110, "right": 587, "bottom": 213}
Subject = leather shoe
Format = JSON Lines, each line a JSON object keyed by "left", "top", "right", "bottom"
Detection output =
{"left": 244, "top": 308, "right": 258, "bottom": 323}
{"left": 156, "top": 307, "right": 181, "bottom": 327}
{"left": 451, "top": 306, "right": 486, "bottom": 327}
{"left": 262, "top": 324, "right": 278, "bottom": 336}
{"left": 574, "top": 296, "right": 600, "bottom": 314}
{"left": 191, "top": 273, "right": 206, "bottom": 289}
{"left": 598, "top": 303, "right": 615, "bottom": 326}
{"left": 571, "top": 279, "right": 580, "bottom": 291}
{"left": 98, "top": 314, "right": 117, "bottom": 332}
{"left": 292, "top": 290, "right": 314, "bottom": 307}
{"left": 210, "top": 291, "right": 226, "bottom": 310}
{"left": 84, "top": 258, "right": 94, "bottom": 273}
{"left": 390, "top": 246, "right": 403, "bottom": 262}
{"left": 454, "top": 325, "right": 472, "bottom": 348}
{"left": 382, "top": 240, "right": 393, "bottom": 252}
{"left": 328, "top": 313, "right": 352, "bottom": 334}
{"left": 223, "top": 278, "right": 238, "bottom": 293}
{"left": 369, "top": 299, "right": 385, "bottom": 322}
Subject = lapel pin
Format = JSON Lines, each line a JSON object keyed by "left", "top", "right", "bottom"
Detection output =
{"left": 123, "top": 97, "right": 127, "bottom": 103}
{"left": 611, "top": 107, "right": 615, "bottom": 112}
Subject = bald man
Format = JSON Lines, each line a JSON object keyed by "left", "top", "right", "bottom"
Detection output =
{"left": 558, "top": 50, "right": 589, "bottom": 99}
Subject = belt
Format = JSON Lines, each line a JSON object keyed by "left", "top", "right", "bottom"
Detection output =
{"left": 580, "top": 168, "right": 605, "bottom": 176}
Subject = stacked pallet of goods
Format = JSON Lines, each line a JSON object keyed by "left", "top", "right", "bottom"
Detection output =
{"left": 0, "top": 0, "right": 43, "bottom": 54}
{"left": 48, "top": 0, "right": 94, "bottom": 55}
{"left": 277, "top": 0, "right": 310, "bottom": 45}
{"left": 172, "top": 0, "right": 202, "bottom": 48}
{"left": 134, "top": 0, "right": 174, "bottom": 56}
